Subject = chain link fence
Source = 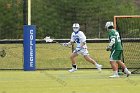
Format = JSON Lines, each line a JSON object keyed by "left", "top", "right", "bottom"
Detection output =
{"left": 0, "top": 0, "right": 139, "bottom": 70}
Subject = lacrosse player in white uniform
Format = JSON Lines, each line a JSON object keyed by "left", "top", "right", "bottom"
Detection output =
{"left": 63, "top": 23, "right": 102, "bottom": 72}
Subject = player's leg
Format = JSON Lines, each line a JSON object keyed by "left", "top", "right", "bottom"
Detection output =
{"left": 109, "top": 61, "right": 119, "bottom": 77}
{"left": 81, "top": 48, "right": 102, "bottom": 71}
{"left": 109, "top": 50, "right": 120, "bottom": 78}
{"left": 117, "top": 60, "right": 131, "bottom": 77}
{"left": 83, "top": 55, "right": 102, "bottom": 71}
{"left": 68, "top": 52, "right": 78, "bottom": 72}
{"left": 116, "top": 50, "right": 131, "bottom": 77}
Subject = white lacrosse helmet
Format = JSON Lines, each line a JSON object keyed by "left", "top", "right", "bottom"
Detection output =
{"left": 72, "top": 23, "right": 80, "bottom": 32}
{"left": 105, "top": 21, "right": 114, "bottom": 29}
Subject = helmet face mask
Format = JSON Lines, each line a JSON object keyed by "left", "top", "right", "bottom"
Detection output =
{"left": 73, "top": 23, "right": 80, "bottom": 32}
{"left": 105, "top": 22, "right": 114, "bottom": 31}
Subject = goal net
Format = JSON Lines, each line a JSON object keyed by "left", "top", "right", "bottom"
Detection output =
{"left": 114, "top": 15, "right": 140, "bottom": 74}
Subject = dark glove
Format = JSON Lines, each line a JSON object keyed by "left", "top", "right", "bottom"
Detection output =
{"left": 106, "top": 46, "right": 112, "bottom": 51}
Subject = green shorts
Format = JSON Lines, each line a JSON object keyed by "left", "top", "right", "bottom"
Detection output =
{"left": 110, "top": 50, "right": 122, "bottom": 61}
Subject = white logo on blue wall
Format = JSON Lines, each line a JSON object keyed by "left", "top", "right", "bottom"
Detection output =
{"left": 30, "top": 29, "right": 34, "bottom": 67}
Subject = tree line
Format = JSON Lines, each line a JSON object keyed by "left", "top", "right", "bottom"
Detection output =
{"left": 0, "top": 0, "right": 139, "bottom": 39}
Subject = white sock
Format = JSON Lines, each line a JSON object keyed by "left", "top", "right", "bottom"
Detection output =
{"left": 95, "top": 63, "right": 99, "bottom": 67}
{"left": 114, "top": 71, "right": 118, "bottom": 75}
{"left": 124, "top": 68, "right": 128, "bottom": 72}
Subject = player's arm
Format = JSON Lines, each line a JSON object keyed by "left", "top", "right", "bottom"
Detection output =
{"left": 80, "top": 41, "right": 86, "bottom": 48}
{"left": 106, "top": 37, "right": 115, "bottom": 51}
{"left": 62, "top": 33, "right": 74, "bottom": 47}
{"left": 63, "top": 41, "right": 73, "bottom": 46}
{"left": 79, "top": 31, "right": 86, "bottom": 49}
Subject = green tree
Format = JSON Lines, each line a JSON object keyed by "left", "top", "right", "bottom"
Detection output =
{"left": 0, "top": 0, "right": 139, "bottom": 39}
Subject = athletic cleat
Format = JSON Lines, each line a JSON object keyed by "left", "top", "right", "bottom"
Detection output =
{"left": 126, "top": 71, "right": 131, "bottom": 77}
{"left": 96, "top": 65, "right": 102, "bottom": 71}
{"left": 68, "top": 67, "right": 77, "bottom": 72}
{"left": 109, "top": 74, "right": 120, "bottom": 78}
{"left": 118, "top": 72, "right": 124, "bottom": 75}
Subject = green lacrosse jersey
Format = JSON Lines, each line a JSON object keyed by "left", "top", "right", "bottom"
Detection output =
{"left": 108, "top": 29, "right": 123, "bottom": 50}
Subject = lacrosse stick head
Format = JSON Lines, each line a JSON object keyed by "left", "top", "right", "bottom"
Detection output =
{"left": 44, "top": 36, "right": 53, "bottom": 42}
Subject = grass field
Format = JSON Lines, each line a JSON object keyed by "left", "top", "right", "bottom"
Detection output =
{"left": 0, "top": 70, "right": 139, "bottom": 93}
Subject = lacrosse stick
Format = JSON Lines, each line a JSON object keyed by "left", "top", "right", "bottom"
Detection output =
{"left": 43, "top": 36, "right": 71, "bottom": 48}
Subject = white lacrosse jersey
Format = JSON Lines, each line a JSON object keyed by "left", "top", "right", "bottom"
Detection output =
{"left": 70, "top": 31, "right": 87, "bottom": 48}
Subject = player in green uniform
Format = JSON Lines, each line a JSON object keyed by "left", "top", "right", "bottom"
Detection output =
{"left": 105, "top": 21, "right": 131, "bottom": 78}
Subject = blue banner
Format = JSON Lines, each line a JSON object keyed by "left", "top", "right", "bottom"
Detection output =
{"left": 23, "top": 25, "right": 36, "bottom": 71}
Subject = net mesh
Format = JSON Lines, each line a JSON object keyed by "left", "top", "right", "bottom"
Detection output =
{"left": 116, "top": 16, "right": 140, "bottom": 73}
{"left": 0, "top": 0, "right": 23, "bottom": 69}
{"left": 36, "top": 42, "right": 110, "bottom": 69}
{"left": 0, "top": 0, "right": 140, "bottom": 71}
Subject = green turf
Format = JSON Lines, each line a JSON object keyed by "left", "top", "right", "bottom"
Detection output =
{"left": 0, "top": 70, "right": 139, "bottom": 93}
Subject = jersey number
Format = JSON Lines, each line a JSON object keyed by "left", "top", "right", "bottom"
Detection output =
{"left": 75, "top": 38, "right": 80, "bottom": 43}
{"left": 116, "top": 32, "right": 121, "bottom": 42}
